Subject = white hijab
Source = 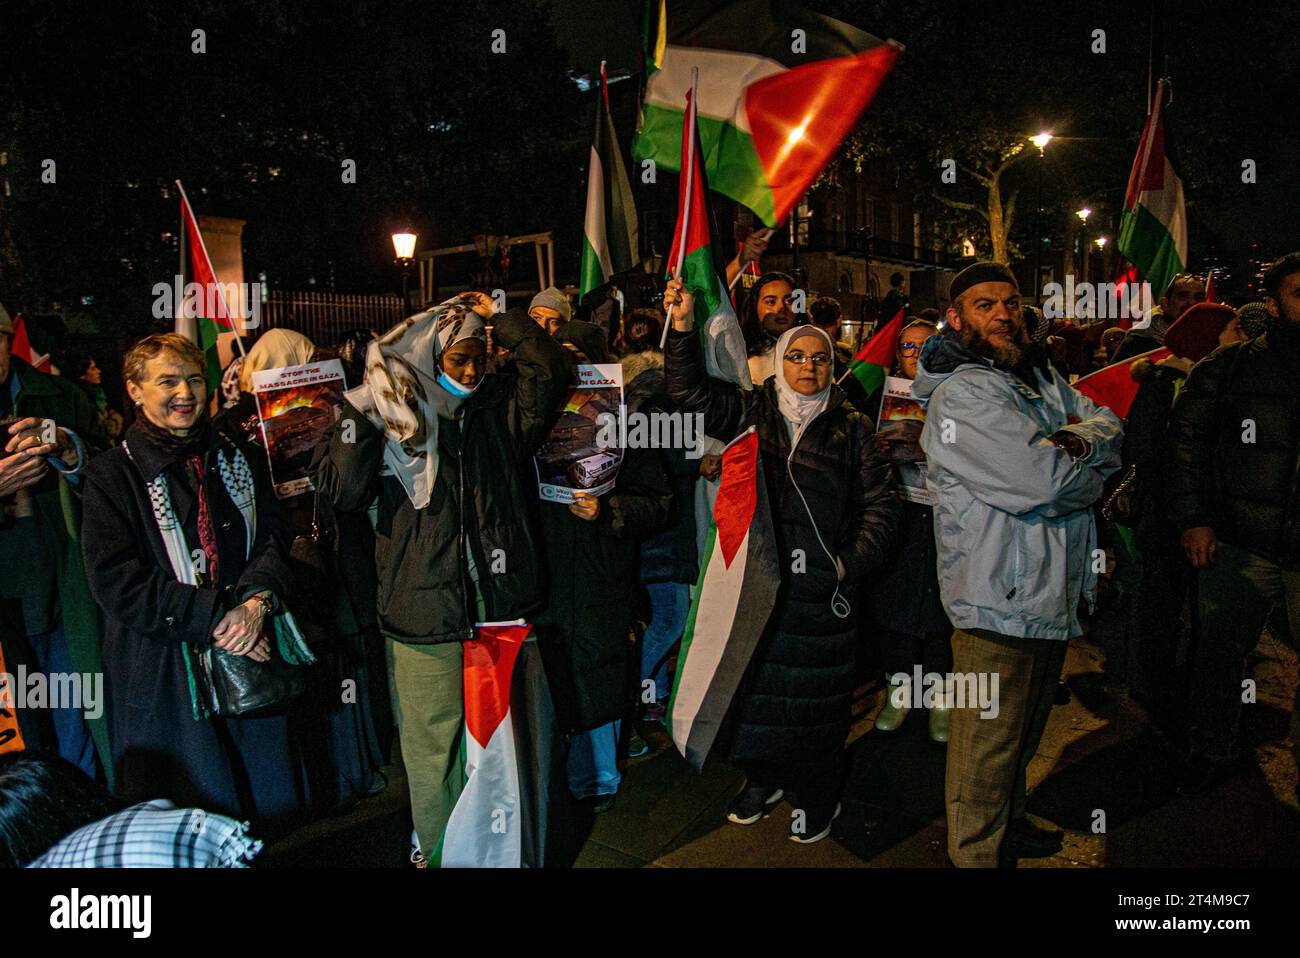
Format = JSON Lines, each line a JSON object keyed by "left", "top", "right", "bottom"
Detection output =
{"left": 344, "top": 295, "right": 486, "bottom": 509}
{"left": 773, "top": 325, "right": 834, "bottom": 448}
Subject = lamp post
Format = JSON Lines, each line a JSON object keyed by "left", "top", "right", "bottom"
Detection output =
{"left": 392, "top": 231, "right": 417, "bottom": 311}
{"left": 1095, "top": 235, "right": 1108, "bottom": 286}
{"left": 1075, "top": 207, "right": 1092, "bottom": 287}
{"left": 1030, "top": 133, "right": 1053, "bottom": 303}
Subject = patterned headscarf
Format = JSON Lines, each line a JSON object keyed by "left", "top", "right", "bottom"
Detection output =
{"left": 344, "top": 294, "right": 487, "bottom": 509}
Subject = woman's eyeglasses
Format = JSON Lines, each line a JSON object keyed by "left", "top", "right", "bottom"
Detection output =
{"left": 898, "top": 342, "right": 924, "bottom": 354}
{"left": 784, "top": 352, "right": 832, "bottom": 367}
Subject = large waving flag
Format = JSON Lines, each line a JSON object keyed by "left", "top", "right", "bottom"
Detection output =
{"left": 1117, "top": 78, "right": 1187, "bottom": 301}
{"left": 840, "top": 309, "right": 904, "bottom": 395}
{"left": 1074, "top": 345, "right": 1171, "bottom": 419}
{"left": 634, "top": 0, "right": 899, "bottom": 227}
{"left": 669, "top": 427, "right": 779, "bottom": 770}
{"left": 665, "top": 76, "right": 750, "bottom": 389}
{"left": 433, "top": 620, "right": 531, "bottom": 868}
{"left": 177, "top": 180, "right": 240, "bottom": 393}
{"left": 579, "top": 62, "right": 640, "bottom": 298}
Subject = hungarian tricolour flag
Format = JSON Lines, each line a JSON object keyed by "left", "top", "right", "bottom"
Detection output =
{"left": 177, "top": 180, "right": 238, "bottom": 393}
{"left": 1117, "top": 78, "right": 1187, "bottom": 301}
{"left": 1074, "top": 345, "right": 1171, "bottom": 420}
{"left": 432, "top": 620, "right": 531, "bottom": 868}
{"left": 669, "top": 427, "right": 780, "bottom": 771}
{"left": 842, "top": 309, "right": 904, "bottom": 395}
{"left": 634, "top": 0, "right": 899, "bottom": 227}
{"left": 579, "top": 62, "right": 640, "bottom": 298}
{"left": 665, "top": 79, "right": 750, "bottom": 388}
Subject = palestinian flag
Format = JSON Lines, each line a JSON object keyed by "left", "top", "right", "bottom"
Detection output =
{"left": 1074, "top": 345, "right": 1171, "bottom": 419}
{"left": 433, "top": 620, "right": 530, "bottom": 868}
{"left": 669, "top": 427, "right": 780, "bottom": 771}
{"left": 1117, "top": 78, "right": 1187, "bottom": 301}
{"left": 842, "top": 309, "right": 904, "bottom": 395}
{"left": 177, "top": 181, "right": 237, "bottom": 393}
{"left": 8, "top": 313, "right": 50, "bottom": 372}
{"left": 665, "top": 80, "right": 750, "bottom": 389}
{"left": 579, "top": 62, "right": 640, "bottom": 298}
{"left": 634, "top": 0, "right": 899, "bottom": 227}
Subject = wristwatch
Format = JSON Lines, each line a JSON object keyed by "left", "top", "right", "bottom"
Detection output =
{"left": 251, "top": 592, "right": 274, "bottom": 617}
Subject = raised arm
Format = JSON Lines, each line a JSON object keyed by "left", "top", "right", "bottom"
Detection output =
{"left": 493, "top": 307, "right": 572, "bottom": 455}
{"left": 310, "top": 399, "right": 384, "bottom": 513}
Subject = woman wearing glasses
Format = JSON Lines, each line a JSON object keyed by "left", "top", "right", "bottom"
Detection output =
{"left": 664, "top": 278, "right": 899, "bottom": 846}
{"left": 863, "top": 319, "right": 956, "bottom": 742}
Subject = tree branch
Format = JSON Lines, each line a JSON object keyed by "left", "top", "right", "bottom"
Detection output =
{"left": 957, "top": 164, "right": 992, "bottom": 187}
{"left": 933, "top": 193, "right": 988, "bottom": 219}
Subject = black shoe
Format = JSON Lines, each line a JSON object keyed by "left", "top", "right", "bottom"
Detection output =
{"left": 726, "top": 782, "right": 784, "bottom": 825}
{"left": 1175, "top": 753, "right": 1231, "bottom": 796}
{"left": 1005, "top": 816, "right": 1064, "bottom": 857}
{"left": 789, "top": 802, "right": 841, "bottom": 844}
{"left": 590, "top": 794, "right": 616, "bottom": 814}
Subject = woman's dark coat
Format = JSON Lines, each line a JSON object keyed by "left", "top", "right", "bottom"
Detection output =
{"left": 216, "top": 393, "right": 388, "bottom": 809}
{"left": 310, "top": 308, "right": 570, "bottom": 644}
{"left": 623, "top": 351, "right": 699, "bottom": 586}
{"left": 860, "top": 388, "right": 951, "bottom": 637}
{"left": 666, "top": 327, "right": 899, "bottom": 764}
{"left": 534, "top": 325, "right": 673, "bottom": 734}
{"left": 80, "top": 419, "right": 299, "bottom": 822}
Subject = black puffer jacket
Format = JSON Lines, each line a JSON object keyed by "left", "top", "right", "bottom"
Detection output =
{"left": 310, "top": 309, "right": 570, "bottom": 643}
{"left": 1121, "top": 356, "right": 1191, "bottom": 550}
{"left": 666, "top": 327, "right": 899, "bottom": 764}
{"left": 1168, "top": 324, "right": 1300, "bottom": 561}
{"left": 534, "top": 325, "right": 674, "bottom": 733}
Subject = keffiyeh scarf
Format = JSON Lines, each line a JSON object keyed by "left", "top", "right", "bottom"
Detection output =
{"left": 344, "top": 294, "right": 487, "bottom": 509}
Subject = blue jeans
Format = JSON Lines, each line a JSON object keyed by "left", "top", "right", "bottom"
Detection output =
{"left": 642, "top": 582, "right": 690, "bottom": 705}
{"left": 566, "top": 720, "right": 621, "bottom": 800}
{"left": 27, "top": 624, "right": 98, "bottom": 779}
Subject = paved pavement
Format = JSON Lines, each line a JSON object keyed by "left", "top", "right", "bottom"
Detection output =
{"left": 263, "top": 625, "right": 1299, "bottom": 868}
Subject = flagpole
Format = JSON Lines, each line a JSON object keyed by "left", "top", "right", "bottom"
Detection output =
{"left": 661, "top": 67, "right": 700, "bottom": 349}
{"left": 175, "top": 179, "right": 248, "bottom": 359}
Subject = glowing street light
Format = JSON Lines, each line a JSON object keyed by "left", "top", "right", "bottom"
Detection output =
{"left": 1095, "top": 235, "right": 1108, "bottom": 249}
{"left": 1030, "top": 132, "right": 1054, "bottom": 154}
{"left": 391, "top": 232, "right": 417, "bottom": 261}
{"left": 1076, "top": 207, "right": 1092, "bottom": 223}
{"left": 391, "top": 231, "right": 418, "bottom": 308}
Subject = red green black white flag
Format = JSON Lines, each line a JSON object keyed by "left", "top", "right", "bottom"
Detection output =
{"left": 634, "top": 0, "right": 899, "bottom": 227}
{"left": 669, "top": 427, "right": 780, "bottom": 770}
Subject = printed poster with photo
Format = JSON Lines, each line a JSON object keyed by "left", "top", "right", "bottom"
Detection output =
{"left": 251, "top": 359, "right": 347, "bottom": 499}
{"left": 534, "top": 363, "right": 624, "bottom": 504}
{"left": 877, "top": 375, "right": 935, "bottom": 506}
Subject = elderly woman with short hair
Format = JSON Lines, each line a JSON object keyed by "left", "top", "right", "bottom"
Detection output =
{"left": 81, "top": 333, "right": 302, "bottom": 826}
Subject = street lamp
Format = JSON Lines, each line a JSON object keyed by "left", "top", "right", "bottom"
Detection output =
{"left": 392, "top": 231, "right": 417, "bottom": 310}
{"left": 1030, "top": 132, "right": 1053, "bottom": 302}
{"left": 1076, "top": 208, "right": 1092, "bottom": 285}
{"left": 1095, "top": 236, "right": 1108, "bottom": 249}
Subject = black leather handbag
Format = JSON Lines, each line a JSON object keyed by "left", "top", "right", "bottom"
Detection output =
{"left": 196, "top": 626, "right": 308, "bottom": 718}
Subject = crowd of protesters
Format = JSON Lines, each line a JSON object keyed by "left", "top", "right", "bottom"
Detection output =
{"left": 3, "top": 250, "right": 1300, "bottom": 868}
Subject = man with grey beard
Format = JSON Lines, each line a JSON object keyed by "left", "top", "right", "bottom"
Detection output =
{"left": 912, "top": 262, "right": 1123, "bottom": 866}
